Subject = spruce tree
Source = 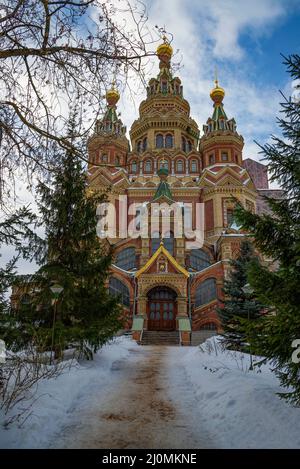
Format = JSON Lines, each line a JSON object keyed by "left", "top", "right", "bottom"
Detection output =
{"left": 0, "top": 207, "right": 37, "bottom": 344}
{"left": 219, "top": 240, "right": 264, "bottom": 350}
{"left": 234, "top": 54, "right": 300, "bottom": 404}
{"left": 16, "top": 116, "right": 121, "bottom": 359}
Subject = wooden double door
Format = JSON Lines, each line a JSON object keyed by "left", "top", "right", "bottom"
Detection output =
{"left": 147, "top": 287, "right": 177, "bottom": 331}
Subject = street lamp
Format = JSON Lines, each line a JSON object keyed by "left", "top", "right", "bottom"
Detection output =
{"left": 242, "top": 282, "right": 254, "bottom": 371}
{"left": 50, "top": 283, "right": 63, "bottom": 364}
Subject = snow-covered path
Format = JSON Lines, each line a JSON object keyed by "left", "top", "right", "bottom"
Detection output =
{"left": 50, "top": 346, "right": 214, "bottom": 449}
{"left": 2, "top": 336, "right": 300, "bottom": 449}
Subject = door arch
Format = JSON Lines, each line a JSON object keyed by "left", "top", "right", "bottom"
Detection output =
{"left": 147, "top": 286, "right": 177, "bottom": 331}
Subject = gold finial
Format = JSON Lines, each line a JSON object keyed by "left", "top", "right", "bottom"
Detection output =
{"left": 106, "top": 76, "right": 120, "bottom": 106}
{"left": 157, "top": 30, "right": 173, "bottom": 62}
{"left": 210, "top": 68, "right": 225, "bottom": 104}
{"left": 214, "top": 66, "right": 219, "bottom": 88}
{"left": 160, "top": 235, "right": 164, "bottom": 246}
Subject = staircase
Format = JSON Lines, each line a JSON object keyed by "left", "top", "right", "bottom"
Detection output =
{"left": 190, "top": 331, "right": 217, "bottom": 346}
{"left": 140, "top": 330, "right": 180, "bottom": 346}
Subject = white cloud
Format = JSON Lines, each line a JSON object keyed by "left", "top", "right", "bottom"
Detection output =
{"left": 114, "top": 0, "right": 290, "bottom": 163}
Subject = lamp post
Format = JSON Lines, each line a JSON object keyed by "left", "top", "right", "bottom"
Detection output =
{"left": 50, "top": 283, "right": 63, "bottom": 364}
{"left": 242, "top": 282, "right": 254, "bottom": 371}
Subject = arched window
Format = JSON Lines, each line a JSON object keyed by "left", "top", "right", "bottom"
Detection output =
{"left": 209, "top": 154, "right": 215, "bottom": 165}
{"left": 145, "top": 160, "right": 152, "bottom": 173}
{"left": 143, "top": 137, "right": 147, "bottom": 151}
{"left": 195, "top": 278, "right": 217, "bottom": 307}
{"left": 181, "top": 136, "right": 186, "bottom": 152}
{"left": 165, "top": 134, "right": 173, "bottom": 149}
{"left": 190, "top": 249, "right": 210, "bottom": 271}
{"left": 219, "top": 119, "right": 225, "bottom": 130}
{"left": 137, "top": 141, "right": 142, "bottom": 153}
{"left": 151, "top": 232, "right": 160, "bottom": 254}
{"left": 102, "top": 154, "right": 108, "bottom": 163}
{"left": 115, "top": 156, "right": 120, "bottom": 166}
{"left": 187, "top": 140, "right": 192, "bottom": 152}
{"left": 109, "top": 277, "right": 130, "bottom": 306}
{"left": 21, "top": 294, "right": 31, "bottom": 305}
{"left": 131, "top": 161, "right": 137, "bottom": 173}
{"left": 156, "top": 134, "right": 164, "bottom": 149}
{"left": 221, "top": 152, "right": 228, "bottom": 161}
{"left": 161, "top": 81, "right": 168, "bottom": 93}
{"left": 115, "top": 247, "right": 136, "bottom": 271}
{"left": 191, "top": 160, "right": 198, "bottom": 172}
{"left": 176, "top": 160, "right": 184, "bottom": 173}
{"left": 163, "top": 231, "right": 174, "bottom": 256}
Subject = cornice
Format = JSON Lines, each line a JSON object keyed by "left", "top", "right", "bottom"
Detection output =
{"left": 199, "top": 133, "right": 244, "bottom": 149}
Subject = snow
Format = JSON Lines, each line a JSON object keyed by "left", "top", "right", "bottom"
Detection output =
{"left": 168, "top": 337, "right": 300, "bottom": 449}
{"left": 0, "top": 337, "right": 140, "bottom": 449}
{"left": 1, "top": 335, "right": 300, "bottom": 449}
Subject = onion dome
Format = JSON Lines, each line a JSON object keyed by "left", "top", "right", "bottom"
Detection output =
{"left": 157, "top": 36, "right": 173, "bottom": 68}
{"left": 157, "top": 166, "right": 169, "bottom": 180}
{"left": 210, "top": 79, "right": 225, "bottom": 105}
{"left": 106, "top": 83, "right": 120, "bottom": 107}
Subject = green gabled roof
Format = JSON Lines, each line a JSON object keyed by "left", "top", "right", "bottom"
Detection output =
{"left": 153, "top": 180, "right": 174, "bottom": 202}
{"left": 212, "top": 103, "right": 228, "bottom": 121}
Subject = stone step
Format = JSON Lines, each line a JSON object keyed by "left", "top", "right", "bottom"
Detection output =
{"left": 140, "top": 331, "right": 180, "bottom": 346}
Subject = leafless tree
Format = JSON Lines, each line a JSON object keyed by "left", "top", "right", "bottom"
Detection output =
{"left": 0, "top": 346, "right": 77, "bottom": 427}
{"left": 0, "top": 0, "right": 157, "bottom": 203}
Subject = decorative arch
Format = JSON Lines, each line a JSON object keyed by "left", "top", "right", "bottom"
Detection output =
{"left": 176, "top": 159, "right": 185, "bottom": 173}
{"left": 190, "top": 159, "right": 198, "bottom": 172}
{"left": 156, "top": 134, "right": 164, "bottom": 149}
{"left": 144, "top": 159, "right": 152, "bottom": 173}
{"left": 141, "top": 280, "right": 183, "bottom": 298}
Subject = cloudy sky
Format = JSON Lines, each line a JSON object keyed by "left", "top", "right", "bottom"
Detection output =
{"left": 2, "top": 0, "right": 300, "bottom": 275}
{"left": 117, "top": 0, "right": 300, "bottom": 160}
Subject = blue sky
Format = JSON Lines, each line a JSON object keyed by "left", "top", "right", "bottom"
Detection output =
{"left": 2, "top": 0, "right": 300, "bottom": 275}
{"left": 118, "top": 0, "right": 300, "bottom": 161}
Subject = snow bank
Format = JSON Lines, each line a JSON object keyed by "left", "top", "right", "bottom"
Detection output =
{"left": 169, "top": 337, "right": 300, "bottom": 448}
{"left": 0, "top": 336, "right": 138, "bottom": 449}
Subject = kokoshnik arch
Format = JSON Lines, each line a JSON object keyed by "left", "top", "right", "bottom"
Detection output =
{"left": 87, "top": 37, "right": 276, "bottom": 345}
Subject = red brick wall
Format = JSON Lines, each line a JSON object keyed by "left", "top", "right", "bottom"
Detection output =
{"left": 205, "top": 199, "right": 214, "bottom": 231}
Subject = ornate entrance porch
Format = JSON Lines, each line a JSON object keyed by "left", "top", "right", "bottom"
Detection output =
{"left": 147, "top": 287, "right": 177, "bottom": 331}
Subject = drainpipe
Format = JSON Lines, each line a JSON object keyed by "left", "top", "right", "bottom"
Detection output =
{"left": 188, "top": 274, "right": 195, "bottom": 345}
{"left": 188, "top": 274, "right": 194, "bottom": 324}
{"left": 133, "top": 276, "right": 137, "bottom": 317}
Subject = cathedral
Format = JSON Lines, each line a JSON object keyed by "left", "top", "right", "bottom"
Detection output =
{"left": 87, "top": 38, "right": 273, "bottom": 345}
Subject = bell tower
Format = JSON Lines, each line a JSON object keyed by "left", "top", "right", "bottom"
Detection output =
{"left": 199, "top": 80, "right": 257, "bottom": 241}
{"left": 87, "top": 82, "right": 129, "bottom": 179}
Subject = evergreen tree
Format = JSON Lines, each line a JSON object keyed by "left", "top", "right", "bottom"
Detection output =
{"left": 234, "top": 54, "right": 300, "bottom": 404}
{"left": 0, "top": 207, "right": 38, "bottom": 342}
{"left": 218, "top": 240, "right": 264, "bottom": 350}
{"left": 15, "top": 116, "right": 121, "bottom": 359}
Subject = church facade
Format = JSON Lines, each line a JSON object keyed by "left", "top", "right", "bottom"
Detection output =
{"left": 87, "top": 39, "right": 262, "bottom": 345}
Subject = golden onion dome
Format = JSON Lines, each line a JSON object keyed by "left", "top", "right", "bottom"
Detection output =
{"left": 106, "top": 86, "right": 120, "bottom": 106}
{"left": 157, "top": 36, "right": 173, "bottom": 59}
{"left": 210, "top": 79, "right": 225, "bottom": 104}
